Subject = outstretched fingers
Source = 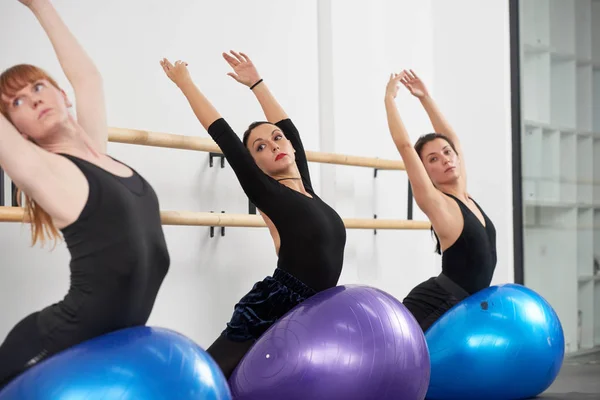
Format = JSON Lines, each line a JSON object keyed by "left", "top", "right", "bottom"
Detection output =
{"left": 222, "top": 50, "right": 248, "bottom": 67}
{"left": 401, "top": 69, "right": 418, "bottom": 83}
{"left": 390, "top": 72, "right": 405, "bottom": 83}
{"left": 230, "top": 50, "right": 247, "bottom": 64}
{"left": 399, "top": 70, "right": 412, "bottom": 85}
{"left": 239, "top": 52, "right": 251, "bottom": 63}
{"left": 222, "top": 52, "right": 239, "bottom": 67}
{"left": 160, "top": 58, "right": 174, "bottom": 73}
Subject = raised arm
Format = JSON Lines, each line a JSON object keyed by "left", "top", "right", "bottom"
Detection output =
{"left": 160, "top": 59, "right": 221, "bottom": 130}
{"left": 159, "top": 58, "right": 281, "bottom": 204}
{"left": 222, "top": 51, "right": 312, "bottom": 189}
{"left": 223, "top": 51, "right": 288, "bottom": 122}
{"left": 22, "top": 0, "right": 107, "bottom": 152}
{"left": 384, "top": 73, "right": 445, "bottom": 216}
{"left": 0, "top": 114, "right": 47, "bottom": 194}
{"left": 400, "top": 70, "right": 466, "bottom": 180}
{"left": 0, "top": 114, "right": 85, "bottom": 226}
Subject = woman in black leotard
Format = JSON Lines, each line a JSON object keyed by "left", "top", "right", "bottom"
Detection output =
{"left": 160, "top": 51, "right": 346, "bottom": 378}
{"left": 0, "top": 0, "right": 169, "bottom": 388}
{"left": 384, "top": 70, "right": 497, "bottom": 333}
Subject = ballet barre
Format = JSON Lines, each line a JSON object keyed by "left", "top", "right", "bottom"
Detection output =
{"left": 0, "top": 206, "right": 430, "bottom": 230}
{"left": 0, "top": 126, "right": 416, "bottom": 223}
{"left": 108, "top": 127, "right": 406, "bottom": 171}
{"left": 107, "top": 127, "right": 413, "bottom": 218}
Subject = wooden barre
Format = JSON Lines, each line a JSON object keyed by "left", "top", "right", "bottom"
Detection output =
{"left": 108, "top": 127, "right": 406, "bottom": 171}
{"left": 0, "top": 207, "right": 430, "bottom": 230}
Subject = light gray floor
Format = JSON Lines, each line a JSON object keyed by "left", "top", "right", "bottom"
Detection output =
{"left": 537, "top": 349, "right": 600, "bottom": 400}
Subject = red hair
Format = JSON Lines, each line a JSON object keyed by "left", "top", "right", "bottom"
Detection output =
{"left": 0, "top": 64, "right": 62, "bottom": 247}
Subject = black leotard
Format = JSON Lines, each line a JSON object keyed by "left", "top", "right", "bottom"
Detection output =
{"left": 440, "top": 193, "right": 496, "bottom": 294}
{"left": 403, "top": 192, "right": 496, "bottom": 331}
{"left": 207, "top": 118, "right": 346, "bottom": 291}
{"left": 37, "top": 154, "right": 170, "bottom": 352}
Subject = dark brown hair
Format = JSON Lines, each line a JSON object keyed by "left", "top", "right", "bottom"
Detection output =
{"left": 242, "top": 121, "right": 271, "bottom": 148}
{"left": 414, "top": 133, "right": 458, "bottom": 160}
{"left": 413, "top": 132, "right": 459, "bottom": 254}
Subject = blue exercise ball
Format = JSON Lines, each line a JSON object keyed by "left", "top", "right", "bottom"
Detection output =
{"left": 424, "top": 283, "right": 564, "bottom": 400}
{"left": 0, "top": 326, "right": 232, "bottom": 400}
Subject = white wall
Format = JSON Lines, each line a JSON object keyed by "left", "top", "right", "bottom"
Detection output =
{"left": 319, "top": 0, "right": 513, "bottom": 296}
{"left": 0, "top": 0, "right": 513, "bottom": 350}
{"left": 430, "top": 0, "right": 514, "bottom": 285}
{"left": 323, "top": 0, "right": 440, "bottom": 297}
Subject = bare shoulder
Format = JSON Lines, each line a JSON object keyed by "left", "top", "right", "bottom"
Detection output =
{"left": 23, "top": 151, "right": 90, "bottom": 229}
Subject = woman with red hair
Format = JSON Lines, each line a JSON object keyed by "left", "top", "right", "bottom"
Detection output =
{"left": 0, "top": 0, "right": 170, "bottom": 387}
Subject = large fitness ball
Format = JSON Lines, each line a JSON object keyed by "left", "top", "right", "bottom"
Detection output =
{"left": 425, "top": 283, "right": 565, "bottom": 400}
{"left": 0, "top": 326, "right": 231, "bottom": 400}
{"left": 230, "top": 284, "right": 431, "bottom": 400}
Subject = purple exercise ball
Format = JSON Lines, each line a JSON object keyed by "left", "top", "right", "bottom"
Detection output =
{"left": 229, "top": 285, "right": 430, "bottom": 400}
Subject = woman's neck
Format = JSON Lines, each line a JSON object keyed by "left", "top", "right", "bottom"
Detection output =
{"left": 272, "top": 165, "right": 308, "bottom": 194}
{"left": 436, "top": 180, "right": 468, "bottom": 201}
{"left": 38, "top": 118, "right": 100, "bottom": 159}
{"left": 276, "top": 175, "right": 305, "bottom": 192}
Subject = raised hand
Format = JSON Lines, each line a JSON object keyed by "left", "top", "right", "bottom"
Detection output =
{"left": 385, "top": 72, "right": 405, "bottom": 100}
{"left": 399, "top": 69, "right": 429, "bottom": 99}
{"left": 222, "top": 50, "right": 261, "bottom": 88}
{"left": 160, "top": 58, "right": 191, "bottom": 88}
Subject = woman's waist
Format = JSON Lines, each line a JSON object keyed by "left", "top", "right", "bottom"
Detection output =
{"left": 274, "top": 261, "right": 342, "bottom": 293}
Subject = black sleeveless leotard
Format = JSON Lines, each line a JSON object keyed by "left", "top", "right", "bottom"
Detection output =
{"left": 0, "top": 154, "right": 170, "bottom": 387}
{"left": 403, "top": 192, "right": 497, "bottom": 332}
{"left": 38, "top": 154, "right": 170, "bottom": 351}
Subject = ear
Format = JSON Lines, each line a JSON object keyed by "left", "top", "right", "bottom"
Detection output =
{"left": 60, "top": 89, "right": 73, "bottom": 108}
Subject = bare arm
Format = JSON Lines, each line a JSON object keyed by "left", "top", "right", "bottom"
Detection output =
{"left": 251, "top": 84, "right": 288, "bottom": 122}
{"left": 384, "top": 73, "right": 445, "bottom": 215}
{"left": 222, "top": 51, "right": 312, "bottom": 187}
{"left": 160, "top": 59, "right": 221, "bottom": 130}
{"left": 160, "top": 58, "right": 284, "bottom": 207}
{"left": 0, "top": 114, "right": 86, "bottom": 225}
{"left": 0, "top": 115, "right": 47, "bottom": 194}
{"left": 401, "top": 70, "right": 466, "bottom": 178}
{"left": 25, "top": 0, "right": 107, "bottom": 152}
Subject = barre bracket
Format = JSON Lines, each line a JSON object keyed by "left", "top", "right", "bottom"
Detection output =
{"left": 373, "top": 214, "right": 377, "bottom": 235}
{"left": 248, "top": 200, "right": 257, "bottom": 215}
{"left": 209, "top": 211, "right": 226, "bottom": 238}
{"left": 209, "top": 152, "right": 226, "bottom": 169}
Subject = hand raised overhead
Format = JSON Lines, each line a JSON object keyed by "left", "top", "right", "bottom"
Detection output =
{"left": 399, "top": 69, "right": 429, "bottom": 99}
{"left": 159, "top": 58, "right": 191, "bottom": 88}
{"left": 385, "top": 72, "right": 406, "bottom": 100}
{"left": 222, "top": 50, "right": 262, "bottom": 88}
